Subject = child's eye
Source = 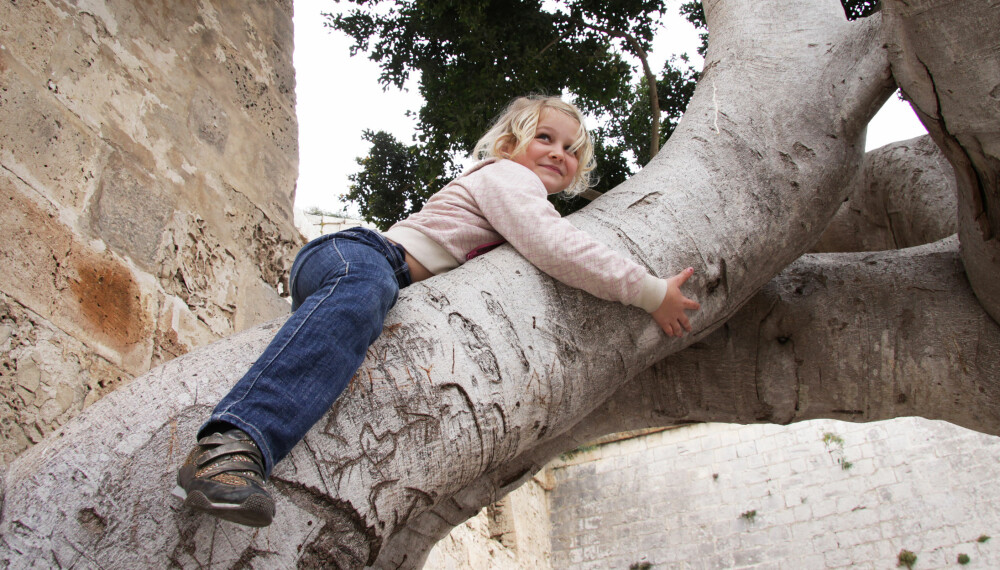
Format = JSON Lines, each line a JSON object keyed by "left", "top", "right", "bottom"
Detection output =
{"left": 536, "top": 133, "right": 551, "bottom": 141}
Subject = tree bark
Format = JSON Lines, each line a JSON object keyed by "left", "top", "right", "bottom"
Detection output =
{"left": 0, "top": 2, "right": 923, "bottom": 567}
{"left": 376, "top": 237, "right": 1000, "bottom": 568}
{"left": 597, "top": 238, "right": 1000, "bottom": 433}
{"left": 811, "top": 134, "right": 956, "bottom": 253}
{"left": 374, "top": 138, "right": 985, "bottom": 566}
{"left": 882, "top": 0, "right": 1000, "bottom": 323}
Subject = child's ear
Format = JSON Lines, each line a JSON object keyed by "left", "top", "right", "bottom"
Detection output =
{"left": 497, "top": 138, "right": 513, "bottom": 158}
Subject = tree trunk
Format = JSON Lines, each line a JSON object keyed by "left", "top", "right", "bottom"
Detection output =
{"left": 811, "top": 134, "right": 956, "bottom": 253}
{"left": 373, "top": 139, "right": 987, "bottom": 567}
{"left": 7, "top": 1, "right": 981, "bottom": 567}
{"left": 882, "top": 0, "right": 1000, "bottom": 323}
{"left": 376, "top": 237, "right": 1000, "bottom": 567}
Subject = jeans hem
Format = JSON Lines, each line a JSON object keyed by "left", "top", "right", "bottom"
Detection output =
{"left": 200, "top": 412, "right": 277, "bottom": 478}
{"left": 202, "top": 226, "right": 412, "bottom": 474}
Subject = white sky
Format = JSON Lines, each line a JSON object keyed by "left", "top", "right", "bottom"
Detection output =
{"left": 292, "top": 0, "right": 927, "bottom": 215}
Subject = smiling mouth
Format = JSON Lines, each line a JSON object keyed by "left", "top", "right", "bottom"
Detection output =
{"left": 542, "top": 165, "right": 562, "bottom": 175}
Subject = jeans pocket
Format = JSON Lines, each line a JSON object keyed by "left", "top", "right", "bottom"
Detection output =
{"left": 289, "top": 235, "right": 349, "bottom": 310}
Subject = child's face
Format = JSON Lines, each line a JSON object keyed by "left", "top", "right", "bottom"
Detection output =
{"left": 508, "top": 109, "right": 580, "bottom": 194}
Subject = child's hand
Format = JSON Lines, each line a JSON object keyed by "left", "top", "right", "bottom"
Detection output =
{"left": 651, "top": 267, "right": 701, "bottom": 337}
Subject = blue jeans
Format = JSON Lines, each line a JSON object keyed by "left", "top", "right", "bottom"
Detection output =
{"left": 200, "top": 227, "right": 411, "bottom": 476}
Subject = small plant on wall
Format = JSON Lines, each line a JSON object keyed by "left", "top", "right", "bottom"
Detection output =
{"left": 822, "top": 431, "right": 854, "bottom": 470}
{"left": 896, "top": 548, "right": 917, "bottom": 569}
{"left": 559, "top": 443, "right": 599, "bottom": 461}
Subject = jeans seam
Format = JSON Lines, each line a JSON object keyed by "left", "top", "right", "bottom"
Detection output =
{"left": 372, "top": 232, "right": 411, "bottom": 288}
{"left": 213, "top": 238, "right": 350, "bottom": 468}
{"left": 289, "top": 233, "right": 340, "bottom": 307}
{"left": 213, "top": 412, "right": 275, "bottom": 476}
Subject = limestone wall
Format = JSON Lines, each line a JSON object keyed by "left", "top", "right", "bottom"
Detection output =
{"left": 0, "top": 0, "right": 302, "bottom": 465}
{"left": 426, "top": 474, "right": 555, "bottom": 569}
{"left": 549, "top": 418, "right": 1000, "bottom": 569}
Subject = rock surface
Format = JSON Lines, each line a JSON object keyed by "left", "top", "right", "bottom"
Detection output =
{"left": 0, "top": 0, "right": 302, "bottom": 465}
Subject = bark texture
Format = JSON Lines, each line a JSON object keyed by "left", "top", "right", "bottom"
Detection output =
{"left": 883, "top": 0, "right": 1000, "bottom": 322}
{"left": 811, "top": 134, "right": 956, "bottom": 253}
{"left": 373, "top": 129, "right": 979, "bottom": 567}
{"left": 376, "top": 237, "right": 999, "bottom": 568}
{"left": 7, "top": 0, "right": 997, "bottom": 568}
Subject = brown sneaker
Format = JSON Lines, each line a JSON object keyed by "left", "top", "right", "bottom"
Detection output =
{"left": 173, "top": 429, "right": 275, "bottom": 527}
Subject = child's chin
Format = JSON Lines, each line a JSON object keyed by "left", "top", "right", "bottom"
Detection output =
{"left": 539, "top": 176, "right": 566, "bottom": 193}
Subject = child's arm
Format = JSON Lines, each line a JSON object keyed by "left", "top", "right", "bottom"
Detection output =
{"left": 466, "top": 161, "right": 701, "bottom": 333}
{"left": 650, "top": 267, "right": 700, "bottom": 337}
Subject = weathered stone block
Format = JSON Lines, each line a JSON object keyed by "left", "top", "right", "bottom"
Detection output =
{"left": 0, "top": 170, "right": 154, "bottom": 367}
{"left": 0, "top": 292, "right": 131, "bottom": 464}
{"left": 0, "top": 0, "right": 301, "bottom": 469}
{"left": 0, "top": 60, "right": 104, "bottom": 211}
{"left": 88, "top": 152, "right": 176, "bottom": 268}
{"left": 187, "top": 88, "right": 230, "bottom": 153}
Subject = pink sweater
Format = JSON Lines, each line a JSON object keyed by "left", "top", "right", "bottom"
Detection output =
{"left": 383, "top": 159, "right": 667, "bottom": 313}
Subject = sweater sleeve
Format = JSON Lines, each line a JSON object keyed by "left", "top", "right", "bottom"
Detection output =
{"left": 465, "top": 160, "right": 668, "bottom": 312}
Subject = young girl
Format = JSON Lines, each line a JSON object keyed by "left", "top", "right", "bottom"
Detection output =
{"left": 174, "top": 95, "right": 700, "bottom": 527}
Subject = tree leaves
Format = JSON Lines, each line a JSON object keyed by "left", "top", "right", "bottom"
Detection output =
{"left": 328, "top": 0, "right": 701, "bottom": 226}
{"left": 329, "top": 0, "right": 880, "bottom": 228}
{"left": 841, "top": 0, "right": 880, "bottom": 20}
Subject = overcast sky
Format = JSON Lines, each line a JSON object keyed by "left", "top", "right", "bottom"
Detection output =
{"left": 292, "top": 0, "right": 927, "bottom": 215}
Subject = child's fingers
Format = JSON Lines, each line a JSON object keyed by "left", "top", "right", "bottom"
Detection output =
{"left": 658, "top": 319, "right": 679, "bottom": 337}
{"left": 684, "top": 298, "right": 701, "bottom": 310}
{"left": 680, "top": 315, "right": 692, "bottom": 332}
{"left": 666, "top": 318, "right": 688, "bottom": 337}
{"left": 671, "top": 267, "right": 695, "bottom": 285}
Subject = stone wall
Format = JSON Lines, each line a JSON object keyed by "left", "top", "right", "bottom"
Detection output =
{"left": 0, "top": 0, "right": 302, "bottom": 465}
{"left": 426, "top": 474, "right": 555, "bottom": 569}
{"left": 549, "top": 418, "right": 1000, "bottom": 569}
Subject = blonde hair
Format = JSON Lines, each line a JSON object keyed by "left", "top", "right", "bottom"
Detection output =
{"left": 473, "top": 95, "right": 596, "bottom": 196}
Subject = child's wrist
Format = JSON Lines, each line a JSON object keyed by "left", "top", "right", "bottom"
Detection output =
{"left": 632, "top": 275, "right": 669, "bottom": 313}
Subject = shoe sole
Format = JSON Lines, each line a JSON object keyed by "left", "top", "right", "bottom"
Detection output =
{"left": 172, "top": 485, "right": 274, "bottom": 527}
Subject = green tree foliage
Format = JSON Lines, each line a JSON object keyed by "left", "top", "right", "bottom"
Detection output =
{"left": 343, "top": 130, "right": 425, "bottom": 230}
{"left": 842, "top": 0, "right": 880, "bottom": 20}
{"left": 327, "top": 0, "right": 701, "bottom": 228}
{"left": 330, "top": 0, "right": 874, "bottom": 229}
{"left": 679, "top": 2, "right": 706, "bottom": 57}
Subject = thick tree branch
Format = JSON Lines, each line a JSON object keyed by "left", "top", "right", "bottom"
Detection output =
{"left": 378, "top": 237, "right": 999, "bottom": 567}
{"left": 598, "top": 238, "right": 999, "bottom": 432}
{"left": 0, "top": 1, "right": 896, "bottom": 566}
{"left": 378, "top": 136, "right": 979, "bottom": 565}
{"left": 812, "top": 134, "right": 956, "bottom": 253}
{"left": 883, "top": 0, "right": 1000, "bottom": 322}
